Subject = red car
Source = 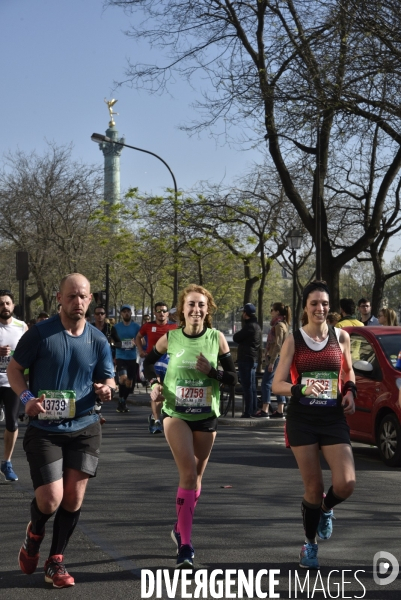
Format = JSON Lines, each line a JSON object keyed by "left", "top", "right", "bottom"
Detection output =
{"left": 344, "top": 326, "right": 401, "bottom": 467}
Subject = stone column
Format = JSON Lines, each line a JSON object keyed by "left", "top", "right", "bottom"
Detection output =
{"left": 97, "top": 125, "right": 125, "bottom": 216}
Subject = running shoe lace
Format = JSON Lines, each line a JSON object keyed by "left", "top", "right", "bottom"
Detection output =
{"left": 48, "top": 556, "right": 67, "bottom": 574}
{"left": 305, "top": 543, "right": 317, "bottom": 560}
{"left": 317, "top": 509, "right": 335, "bottom": 539}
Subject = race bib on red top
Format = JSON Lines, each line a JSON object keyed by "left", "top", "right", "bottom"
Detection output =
{"left": 299, "top": 371, "right": 338, "bottom": 407}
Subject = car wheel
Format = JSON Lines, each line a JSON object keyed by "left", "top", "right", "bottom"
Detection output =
{"left": 377, "top": 414, "right": 401, "bottom": 467}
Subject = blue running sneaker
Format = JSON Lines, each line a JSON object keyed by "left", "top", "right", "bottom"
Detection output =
{"left": 176, "top": 544, "right": 194, "bottom": 569}
{"left": 171, "top": 527, "right": 195, "bottom": 558}
{"left": 148, "top": 413, "right": 155, "bottom": 433}
{"left": 299, "top": 543, "right": 319, "bottom": 569}
{"left": 150, "top": 420, "right": 163, "bottom": 434}
{"left": 1, "top": 460, "right": 18, "bottom": 482}
{"left": 317, "top": 509, "right": 335, "bottom": 540}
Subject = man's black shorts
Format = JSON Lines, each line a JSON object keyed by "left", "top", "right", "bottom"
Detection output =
{"left": 116, "top": 358, "right": 137, "bottom": 382}
{"left": 23, "top": 421, "right": 101, "bottom": 490}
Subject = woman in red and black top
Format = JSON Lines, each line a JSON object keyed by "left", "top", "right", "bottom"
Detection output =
{"left": 273, "top": 281, "right": 356, "bottom": 570}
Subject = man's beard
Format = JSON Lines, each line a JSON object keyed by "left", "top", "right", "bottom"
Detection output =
{"left": 66, "top": 310, "right": 84, "bottom": 321}
{"left": 122, "top": 316, "right": 131, "bottom": 323}
{"left": 0, "top": 310, "right": 11, "bottom": 320}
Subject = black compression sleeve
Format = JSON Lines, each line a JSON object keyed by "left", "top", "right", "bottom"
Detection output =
{"left": 110, "top": 326, "right": 122, "bottom": 347}
{"left": 208, "top": 352, "right": 237, "bottom": 386}
{"left": 143, "top": 347, "right": 163, "bottom": 381}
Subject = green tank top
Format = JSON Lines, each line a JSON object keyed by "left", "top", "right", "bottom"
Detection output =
{"left": 163, "top": 328, "right": 221, "bottom": 420}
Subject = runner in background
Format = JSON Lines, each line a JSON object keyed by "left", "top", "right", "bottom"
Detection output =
{"left": 136, "top": 302, "right": 177, "bottom": 433}
{"left": 0, "top": 290, "right": 27, "bottom": 482}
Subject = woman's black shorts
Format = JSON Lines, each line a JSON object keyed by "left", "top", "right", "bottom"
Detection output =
{"left": 286, "top": 411, "right": 351, "bottom": 447}
{"left": 162, "top": 412, "right": 218, "bottom": 432}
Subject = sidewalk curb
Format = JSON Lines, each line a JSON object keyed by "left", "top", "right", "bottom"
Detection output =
{"left": 122, "top": 392, "right": 286, "bottom": 428}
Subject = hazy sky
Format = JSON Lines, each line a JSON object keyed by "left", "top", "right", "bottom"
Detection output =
{"left": 1, "top": 0, "right": 262, "bottom": 196}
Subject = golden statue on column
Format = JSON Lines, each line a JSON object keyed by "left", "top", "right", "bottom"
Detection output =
{"left": 104, "top": 98, "right": 119, "bottom": 127}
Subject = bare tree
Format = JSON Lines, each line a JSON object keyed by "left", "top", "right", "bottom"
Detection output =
{"left": 186, "top": 169, "right": 302, "bottom": 326}
{"left": 106, "top": 0, "right": 401, "bottom": 307}
{"left": 0, "top": 144, "right": 103, "bottom": 317}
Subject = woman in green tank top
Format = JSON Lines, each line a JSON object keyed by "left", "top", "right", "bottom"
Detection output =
{"left": 144, "top": 284, "right": 237, "bottom": 569}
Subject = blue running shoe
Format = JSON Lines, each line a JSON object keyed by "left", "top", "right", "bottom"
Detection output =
{"left": 150, "top": 420, "right": 163, "bottom": 434}
{"left": 171, "top": 527, "right": 195, "bottom": 558}
{"left": 176, "top": 544, "right": 194, "bottom": 569}
{"left": 1, "top": 460, "right": 18, "bottom": 482}
{"left": 148, "top": 413, "right": 155, "bottom": 432}
{"left": 317, "top": 509, "right": 335, "bottom": 540}
{"left": 299, "top": 543, "right": 319, "bottom": 569}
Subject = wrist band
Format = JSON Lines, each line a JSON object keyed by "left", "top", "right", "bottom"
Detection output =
{"left": 301, "top": 385, "right": 308, "bottom": 395}
{"left": 149, "top": 378, "right": 159, "bottom": 387}
{"left": 343, "top": 380, "right": 357, "bottom": 399}
{"left": 151, "top": 382, "right": 160, "bottom": 390}
{"left": 20, "top": 390, "right": 35, "bottom": 405}
{"left": 291, "top": 384, "right": 306, "bottom": 399}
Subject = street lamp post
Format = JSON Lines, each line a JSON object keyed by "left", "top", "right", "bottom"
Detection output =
{"left": 91, "top": 133, "right": 180, "bottom": 306}
{"left": 287, "top": 228, "right": 303, "bottom": 332}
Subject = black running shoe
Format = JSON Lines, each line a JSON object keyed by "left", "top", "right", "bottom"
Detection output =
{"left": 176, "top": 544, "right": 194, "bottom": 569}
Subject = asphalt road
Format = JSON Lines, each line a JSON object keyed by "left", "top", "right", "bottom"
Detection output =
{"left": 0, "top": 394, "right": 400, "bottom": 600}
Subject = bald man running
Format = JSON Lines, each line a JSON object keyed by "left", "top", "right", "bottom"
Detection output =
{"left": 7, "top": 273, "right": 115, "bottom": 589}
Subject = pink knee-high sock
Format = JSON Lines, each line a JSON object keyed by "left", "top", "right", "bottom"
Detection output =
{"left": 176, "top": 487, "right": 196, "bottom": 546}
{"left": 175, "top": 487, "right": 201, "bottom": 536}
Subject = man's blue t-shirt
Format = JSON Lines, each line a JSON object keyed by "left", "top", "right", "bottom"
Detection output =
{"left": 113, "top": 321, "right": 140, "bottom": 360}
{"left": 13, "top": 315, "right": 114, "bottom": 432}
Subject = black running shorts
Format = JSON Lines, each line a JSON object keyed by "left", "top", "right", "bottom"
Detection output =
{"left": 286, "top": 413, "right": 351, "bottom": 447}
{"left": 162, "top": 412, "right": 218, "bottom": 433}
{"left": 23, "top": 421, "right": 101, "bottom": 490}
{"left": 116, "top": 359, "right": 137, "bottom": 383}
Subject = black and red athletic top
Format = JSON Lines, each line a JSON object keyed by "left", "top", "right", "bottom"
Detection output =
{"left": 290, "top": 327, "right": 342, "bottom": 385}
{"left": 288, "top": 327, "right": 344, "bottom": 417}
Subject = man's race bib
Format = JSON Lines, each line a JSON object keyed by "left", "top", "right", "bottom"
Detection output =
{"left": 0, "top": 351, "right": 13, "bottom": 373}
{"left": 121, "top": 339, "right": 134, "bottom": 349}
{"left": 299, "top": 371, "right": 338, "bottom": 407}
{"left": 175, "top": 378, "right": 212, "bottom": 414}
{"left": 38, "top": 390, "right": 76, "bottom": 420}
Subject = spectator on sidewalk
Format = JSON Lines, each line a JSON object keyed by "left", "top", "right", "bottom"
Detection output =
{"left": 233, "top": 303, "right": 262, "bottom": 418}
{"left": 326, "top": 312, "right": 341, "bottom": 326}
{"left": 335, "top": 299, "right": 363, "bottom": 328}
{"left": 254, "top": 303, "right": 290, "bottom": 419}
{"left": 357, "top": 298, "right": 379, "bottom": 326}
{"left": 378, "top": 308, "right": 399, "bottom": 326}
